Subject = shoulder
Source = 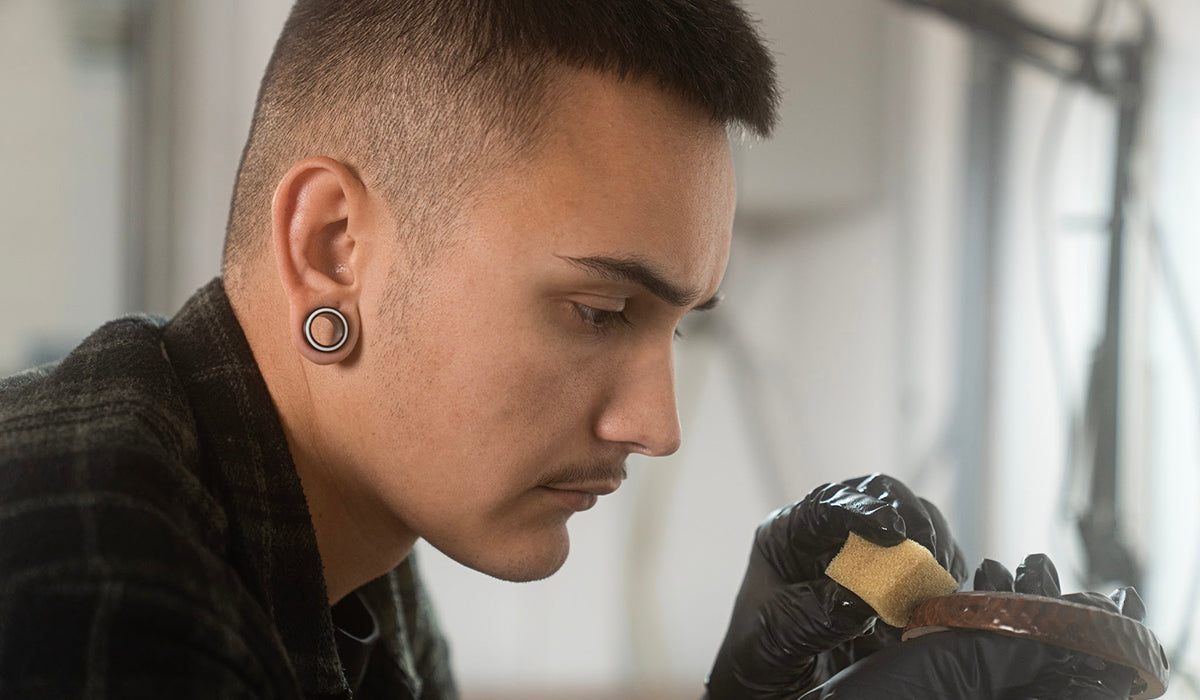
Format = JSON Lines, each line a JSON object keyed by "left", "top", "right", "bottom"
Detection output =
{"left": 0, "top": 315, "right": 228, "bottom": 576}
{"left": 0, "top": 326, "right": 290, "bottom": 691}
{"left": 0, "top": 452, "right": 298, "bottom": 698}
{"left": 0, "top": 314, "right": 196, "bottom": 465}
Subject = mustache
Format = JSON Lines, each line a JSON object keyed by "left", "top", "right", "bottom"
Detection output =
{"left": 546, "top": 457, "right": 628, "bottom": 485}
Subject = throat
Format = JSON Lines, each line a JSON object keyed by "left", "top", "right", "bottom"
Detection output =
{"left": 286, "top": 428, "right": 417, "bottom": 605}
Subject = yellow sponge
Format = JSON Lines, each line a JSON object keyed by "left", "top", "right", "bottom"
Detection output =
{"left": 824, "top": 532, "right": 959, "bottom": 627}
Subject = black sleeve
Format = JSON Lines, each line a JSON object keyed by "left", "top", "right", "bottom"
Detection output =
{"left": 0, "top": 573, "right": 294, "bottom": 699}
{"left": 401, "top": 554, "right": 458, "bottom": 700}
{"left": 0, "top": 450, "right": 302, "bottom": 699}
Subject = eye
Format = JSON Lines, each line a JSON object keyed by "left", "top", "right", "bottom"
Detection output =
{"left": 572, "top": 303, "right": 631, "bottom": 335}
{"left": 572, "top": 302, "right": 688, "bottom": 341}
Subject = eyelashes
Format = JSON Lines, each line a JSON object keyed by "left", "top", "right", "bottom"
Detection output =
{"left": 572, "top": 303, "right": 631, "bottom": 335}
{"left": 572, "top": 303, "right": 684, "bottom": 339}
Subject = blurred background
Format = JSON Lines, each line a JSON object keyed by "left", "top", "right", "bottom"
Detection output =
{"left": 2, "top": 0, "right": 1198, "bottom": 697}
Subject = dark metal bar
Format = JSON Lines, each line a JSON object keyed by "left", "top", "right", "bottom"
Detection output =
{"left": 1078, "top": 42, "right": 1148, "bottom": 589}
{"left": 947, "top": 37, "right": 1012, "bottom": 566}
{"left": 890, "top": 0, "right": 1154, "bottom": 590}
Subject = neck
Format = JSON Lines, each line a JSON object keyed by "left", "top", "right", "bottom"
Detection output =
{"left": 228, "top": 270, "right": 417, "bottom": 605}
{"left": 287, "top": 433, "right": 418, "bottom": 604}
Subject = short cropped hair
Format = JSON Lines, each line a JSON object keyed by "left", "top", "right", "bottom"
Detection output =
{"left": 222, "top": 0, "right": 779, "bottom": 283}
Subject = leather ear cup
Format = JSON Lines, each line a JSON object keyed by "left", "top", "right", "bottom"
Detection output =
{"left": 903, "top": 592, "right": 1168, "bottom": 698}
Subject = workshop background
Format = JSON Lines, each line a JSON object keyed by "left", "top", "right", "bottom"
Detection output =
{"left": 1, "top": 0, "right": 1197, "bottom": 697}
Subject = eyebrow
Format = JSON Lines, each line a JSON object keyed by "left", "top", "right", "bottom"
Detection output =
{"left": 560, "top": 255, "right": 722, "bottom": 310}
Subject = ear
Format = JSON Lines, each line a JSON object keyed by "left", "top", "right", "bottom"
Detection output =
{"left": 272, "top": 157, "right": 367, "bottom": 365}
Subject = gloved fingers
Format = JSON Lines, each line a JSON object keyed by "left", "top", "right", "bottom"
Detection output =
{"left": 919, "top": 497, "right": 968, "bottom": 582}
{"left": 972, "top": 557, "right": 1143, "bottom": 698}
{"left": 808, "top": 481, "right": 908, "bottom": 547}
{"left": 800, "top": 629, "right": 1080, "bottom": 699}
{"left": 1058, "top": 649, "right": 1137, "bottom": 697}
{"left": 836, "top": 475, "right": 965, "bottom": 582}
{"left": 824, "top": 582, "right": 879, "bottom": 639}
{"left": 1109, "top": 586, "right": 1147, "bottom": 622}
{"left": 973, "top": 558, "right": 1015, "bottom": 592}
{"left": 754, "top": 483, "right": 906, "bottom": 580}
{"left": 840, "top": 473, "right": 917, "bottom": 503}
{"left": 975, "top": 556, "right": 1146, "bottom": 620}
{"left": 1068, "top": 661, "right": 1138, "bottom": 699}
{"left": 802, "top": 629, "right": 1137, "bottom": 700}
{"left": 1052, "top": 587, "right": 1144, "bottom": 697}
{"left": 1063, "top": 591, "right": 1122, "bottom": 614}
{"left": 757, "top": 578, "right": 877, "bottom": 656}
{"left": 839, "top": 475, "right": 929, "bottom": 548}
{"left": 709, "top": 578, "right": 878, "bottom": 699}
{"left": 1015, "top": 649, "right": 1138, "bottom": 700}
{"left": 1014, "top": 553, "right": 1062, "bottom": 597}
{"left": 854, "top": 614, "right": 903, "bottom": 654}
{"left": 710, "top": 485, "right": 911, "bottom": 700}
{"left": 889, "top": 493, "right": 933, "bottom": 562}
{"left": 1015, "top": 651, "right": 1138, "bottom": 699}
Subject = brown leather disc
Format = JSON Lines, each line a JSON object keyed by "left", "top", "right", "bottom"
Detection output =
{"left": 902, "top": 591, "right": 1169, "bottom": 699}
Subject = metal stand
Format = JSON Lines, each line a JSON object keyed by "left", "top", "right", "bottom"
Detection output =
{"left": 891, "top": 0, "right": 1155, "bottom": 589}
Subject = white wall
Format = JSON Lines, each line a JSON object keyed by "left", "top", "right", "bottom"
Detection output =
{"left": 985, "top": 32, "right": 1120, "bottom": 589}
{"left": 0, "top": 0, "right": 106, "bottom": 372}
{"left": 0, "top": 0, "right": 291, "bottom": 370}
{"left": 165, "top": 0, "right": 293, "bottom": 308}
{"left": 1146, "top": 0, "right": 1200, "bottom": 684}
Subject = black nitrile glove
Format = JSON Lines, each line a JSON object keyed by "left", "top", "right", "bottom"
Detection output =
{"left": 973, "top": 553, "right": 1142, "bottom": 698}
{"left": 800, "top": 553, "right": 1142, "bottom": 699}
{"left": 797, "top": 628, "right": 1109, "bottom": 699}
{"left": 704, "top": 474, "right": 968, "bottom": 699}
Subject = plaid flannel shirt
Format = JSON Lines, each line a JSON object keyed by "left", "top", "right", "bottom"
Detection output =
{"left": 0, "top": 278, "right": 457, "bottom": 699}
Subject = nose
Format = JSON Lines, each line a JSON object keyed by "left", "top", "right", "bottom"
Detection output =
{"left": 594, "top": 343, "right": 682, "bottom": 457}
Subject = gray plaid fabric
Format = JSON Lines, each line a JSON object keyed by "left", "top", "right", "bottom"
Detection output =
{"left": 0, "top": 278, "right": 457, "bottom": 699}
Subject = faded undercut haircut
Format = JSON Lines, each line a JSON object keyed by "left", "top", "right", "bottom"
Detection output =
{"left": 221, "top": 0, "right": 779, "bottom": 286}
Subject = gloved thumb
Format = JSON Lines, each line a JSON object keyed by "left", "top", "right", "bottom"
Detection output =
{"left": 757, "top": 578, "right": 877, "bottom": 656}
{"left": 755, "top": 483, "right": 907, "bottom": 582}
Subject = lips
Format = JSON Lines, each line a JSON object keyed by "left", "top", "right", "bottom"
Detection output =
{"left": 537, "top": 479, "right": 622, "bottom": 512}
{"left": 541, "top": 480, "right": 622, "bottom": 497}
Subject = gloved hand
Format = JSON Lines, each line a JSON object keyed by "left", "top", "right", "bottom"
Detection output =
{"left": 704, "top": 474, "right": 968, "bottom": 699}
{"left": 973, "top": 553, "right": 1142, "bottom": 698}
{"left": 800, "top": 553, "right": 1143, "bottom": 699}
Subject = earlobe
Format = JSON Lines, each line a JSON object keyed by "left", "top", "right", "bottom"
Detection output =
{"left": 294, "top": 304, "right": 359, "bottom": 365}
{"left": 271, "top": 156, "right": 369, "bottom": 366}
{"left": 304, "top": 307, "right": 350, "bottom": 354}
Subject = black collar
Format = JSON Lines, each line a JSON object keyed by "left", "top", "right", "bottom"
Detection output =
{"left": 163, "top": 278, "right": 348, "bottom": 695}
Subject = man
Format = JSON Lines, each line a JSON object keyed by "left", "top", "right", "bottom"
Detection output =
{"left": 0, "top": 1, "right": 1147, "bottom": 698}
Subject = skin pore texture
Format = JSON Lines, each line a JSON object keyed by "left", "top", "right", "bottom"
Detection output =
{"left": 230, "top": 69, "right": 737, "bottom": 604}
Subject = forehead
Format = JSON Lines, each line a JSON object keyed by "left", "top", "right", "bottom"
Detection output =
{"left": 466, "top": 70, "right": 737, "bottom": 294}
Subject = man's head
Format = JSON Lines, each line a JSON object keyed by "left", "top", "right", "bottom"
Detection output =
{"left": 224, "top": 0, "right": 778, "bottom": 597}
{"left": 223, "top": 0, "right": 777, "bottom": 285}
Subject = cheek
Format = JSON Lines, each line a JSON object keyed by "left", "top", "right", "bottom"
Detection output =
{"left": 393, "top": 302, "right": 598, "bottom": 460}
{"left": 459, "top": 331, "right": 590, "bottom": 438}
